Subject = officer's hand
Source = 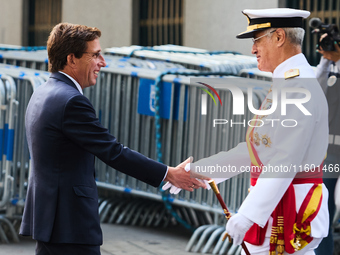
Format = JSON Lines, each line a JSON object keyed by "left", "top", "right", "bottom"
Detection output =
{"left": 163, "top": 157, "right": 208, "bottom": 192}
{"left": 225, "top": 213, "right": 253, "bottom": 245}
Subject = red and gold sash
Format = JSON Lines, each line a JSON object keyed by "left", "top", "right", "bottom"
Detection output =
{"left": 244, "top": 116, "right": 323, "bottom": 254}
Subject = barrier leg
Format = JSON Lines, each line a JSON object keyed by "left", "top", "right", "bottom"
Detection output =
{"left": 116, "top": 202, "right": 134, "bottom": 224}
{"left": 213, "top": 230, "right": 229, "bottom": 254}
{"left": 218, "top": 233, "right": 232, "bottom": 255}
{"left": 192, "top": 225, "right": 220, "bottom": 253}
{"left": 108, "top": 200, "right": 129, "bottom": 223}
{"left": 225, "top": 243, "right": 239, "bottom": 255}
{"left": 146, "top": 204, "right": 163, "bottom": 227}
{"left": 131, "top": 202, "right": 150, "bottom": 226}
{"left": 185, "top": 225, "right": 211, "bottom": 252}
{"left": 0, "top": 224, "right": 9, "bottom": 243}
{"left": 153, "top": 207, "right": 167, "bottom": 227}
{"left": 0, "top": 216, "right": 19, "bottom": 243}
{"left": 139, "top": 203, "right": 158, "bottom": 227}
{"left": 123, "top": 200, "right": 145, "bottom": 225}
{"left": 201, "top": 226, "right": 225, "bottom": 253}
{"left": 100, "top": 202, "right": 115, "bottom": 223}
{"left": 187, "top": 207, "right": 199, "bottom": 227}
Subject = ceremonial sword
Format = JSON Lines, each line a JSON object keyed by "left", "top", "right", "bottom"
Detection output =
{"left": 208, "top": 179, "right": 251, "bottom": 255}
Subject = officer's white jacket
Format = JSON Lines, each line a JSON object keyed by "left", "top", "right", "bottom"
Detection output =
{"left": 193, "top": 53, "right": 329, "bottom": 238}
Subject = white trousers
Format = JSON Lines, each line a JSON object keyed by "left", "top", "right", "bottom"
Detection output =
{"left": 240, "top": 237, "right": 322, "bottom": 255}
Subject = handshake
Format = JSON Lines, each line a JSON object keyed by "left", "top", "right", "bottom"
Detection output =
{"left": 162, "top": 157, "right": 210, "bottom": 194}
{"left": 162, "top": 156, "right": 254, "bottom": 251}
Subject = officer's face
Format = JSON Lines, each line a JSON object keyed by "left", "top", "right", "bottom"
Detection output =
{"left": 251, "top": 30, "right": 277, "bottom": 73}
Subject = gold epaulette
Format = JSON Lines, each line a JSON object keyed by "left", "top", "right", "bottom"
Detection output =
{"left": 284, "top": 69, "right": 300, "bottom": 79}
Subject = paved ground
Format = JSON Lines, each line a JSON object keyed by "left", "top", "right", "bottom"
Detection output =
{"left": 0, "top": 223, "right": 196, "bottom": 255}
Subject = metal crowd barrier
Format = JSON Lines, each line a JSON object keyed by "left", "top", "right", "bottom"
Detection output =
{"left": 0, "top": 44, "right": 46, "bottom": 51}
{"left": 0, "top": 64, "right": 50, "bottom": 82}
{"left": 0, "top": 54, "right": 270, "bottom": 254}
{"left": 0, "top": 49, "right": 185, "bottom": 72}
{"left": 239, "top": 66, "right": 318, "bottom": 81}
{"left": 104, "top": 45, "right": 258, "bottom": 74}
{"left": 104, "top": 54, "right": 185, "bottom": 70}
{"left": 238, "top": 68, "right": 273, "bottom": 81}
{"left": 0, "top": 67, "right": 44, "bottom": 243}
{"left": 0, "top": 44, "right": 47, "bottom": 72}
{"left": 0, "top": 46, "right": 338, "bottom": 254}
{"left": 0, "top": 44, "right": 257, "bottom": 75}
{"left": 0, "top": 50, "right": 49, "bottom": 71}
{"left": 90, "top": 66, "right": 269, "bottom": 254}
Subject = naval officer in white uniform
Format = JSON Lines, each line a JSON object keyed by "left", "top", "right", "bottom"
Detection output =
{"left": 164, "top": 8, "right": 329, "bottom": 255}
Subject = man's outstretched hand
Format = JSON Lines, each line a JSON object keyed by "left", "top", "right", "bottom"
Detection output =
{"left": 163, "top": 157, "right": 208, "bottom": 192}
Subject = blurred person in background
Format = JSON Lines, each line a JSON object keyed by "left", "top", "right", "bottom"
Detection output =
{"left": 314, "top": 33, "right": 340, "bottom": 255}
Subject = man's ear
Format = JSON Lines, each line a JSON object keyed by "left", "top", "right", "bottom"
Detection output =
{"left": 67, "top": 53, "right": 77, "bottom": 67}
{"left": 275, "top": 28, "right": 286, "bottom": 47}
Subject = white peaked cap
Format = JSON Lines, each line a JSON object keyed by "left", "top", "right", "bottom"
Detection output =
{"left": 237, "top": 8, "right": 310, "bottom": 39}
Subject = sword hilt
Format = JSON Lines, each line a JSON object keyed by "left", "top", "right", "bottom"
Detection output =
{"left": 208, "top": 180, "right": 232, "bottom": 219}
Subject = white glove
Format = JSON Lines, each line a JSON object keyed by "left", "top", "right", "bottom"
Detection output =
{"left": 162, "top": 181, "right": 182, "bottom": 194}
{"left": 225, "top": 213, "right": 253, "bottom": 245}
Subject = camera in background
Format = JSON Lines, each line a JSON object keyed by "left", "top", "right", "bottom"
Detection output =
{"left": 309, "top": 17, "right": 340, "bottom": 51}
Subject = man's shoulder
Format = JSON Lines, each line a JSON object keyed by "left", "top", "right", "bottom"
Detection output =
{"left": 45, "top": 73, "right": 81, "bottom": 95}
{"left": 275, "top": 54, "right": 315, "bottom": 78}
{"left": 283, "top": 65, "right": 316, "bottom": 80}
{"left": 49, "top": 72, "right": 76, "bottom": 87}
{"left": 31, "top": 75, "right": 83, "bottom": 107}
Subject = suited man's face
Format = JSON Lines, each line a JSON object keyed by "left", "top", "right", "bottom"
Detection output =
{"left": 72, "top": 38, "right": 106, "bottom": 89}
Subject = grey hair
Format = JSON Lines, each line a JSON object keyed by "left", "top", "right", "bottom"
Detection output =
{"left": 267, "top": 27, "right": 305, "bottom": 46}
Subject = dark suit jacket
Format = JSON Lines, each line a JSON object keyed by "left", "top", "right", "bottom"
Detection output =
{"left": 19, "top": 72, "right": 167, "bottom": 245}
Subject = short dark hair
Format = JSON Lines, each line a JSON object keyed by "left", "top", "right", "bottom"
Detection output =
{"left": 47, "top": 23, "right": 101, "bottom": 72}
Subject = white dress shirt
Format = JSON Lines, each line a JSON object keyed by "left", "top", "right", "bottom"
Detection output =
{"left": 58, "top": 71, "right": 83, "bottom": 95}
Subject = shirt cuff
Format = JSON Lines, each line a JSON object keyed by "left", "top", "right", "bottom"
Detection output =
{"left": 162, "top": 166, "right": 169, "bottom": 182}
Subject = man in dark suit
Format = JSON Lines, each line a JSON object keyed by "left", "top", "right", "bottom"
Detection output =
{"left": 19, "top": 23, "right": 206, "bottom": 255}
